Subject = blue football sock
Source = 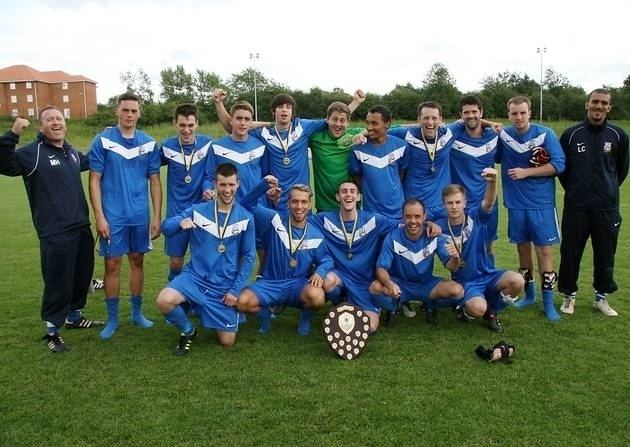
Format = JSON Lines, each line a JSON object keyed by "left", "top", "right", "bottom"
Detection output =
{"left": 514, "top": 281, "right": 536, "bottom": 308}
{"left": 595, "top": 292, "right": 606, "bottom": 302}
{"left": 542, "top": 289, "right": 561, "bottom": 321}
{"left": 165, "top": 306, "right": 194, "bottom": 335}
{"left": 66, "top": 309, "right": 82, "bottom": 323}
{"left": 100, "top": 298, "right": 120, "bottom": 340}
{"left": 297, "top": 309, "right": 314, "bottom": 336}
{"left": 130, "top": 295, "right": 154, "bottom": 328}
{"left": 258, "top": 307, "right": 272, "bottom": 334}
{"left": 45, "top": 321, "right": 60, "bottom": 335}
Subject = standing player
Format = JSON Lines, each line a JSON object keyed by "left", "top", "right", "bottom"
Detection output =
{"left": 0, "top": 112, "right": 102, "bottom": 352}
{"left": 436, "top": 170, "right": 524, "bottom": 332}
{"left": 237, "top": 184, "right": 334, "bottom": 335}
{"left": 497, "top": 96, "right": 565, "bottom": 321}
{"left": 558, "top": 89, "right": 629, "bottom": 316}
{"left": 309, "top": 94, "right": 366, "bottom": 212}
{"left": 213, "top": 89, "right": 364, "bottom": 209}
{"left": 450, "top": 95, "right": 500, "bottom": 257}
{"left": 370, "top": 198, "right": 464, "bottom": 325}
{"left": 160, "top": 104, "right": 213, "bottom": 281}
{"left": 156, "top": 163, "right": 255, "bottom": 354}
{"left": 310, "top": 180, "right": 400, "bottom": 332}
{"left": 89, "top": 92, "right": 162, "bottom": 339}
{"left": 350, "top": 105, "right": 407, "bottom": 220}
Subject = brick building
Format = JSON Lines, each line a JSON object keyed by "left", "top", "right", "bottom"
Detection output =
{"left": 0, "top": 64, "right": 97, "bottom": 120}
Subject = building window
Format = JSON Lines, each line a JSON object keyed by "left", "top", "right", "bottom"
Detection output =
{"left": 11, "top": 95, "right": 17, "bottom": 103}
{"left": 9, "top": 83, "right": 16, "bottom": 90}
{"left": 11, "top": 109, "right": 18, "bottom": 117}
{"left": 27, "top": 108, "right": 35, "bottom": 117}
{"left": 63, "top": 95, "right": 69, "bottom": 103}
{"left": 26, "top": 82, "right": 32, "bottom": 89}
{"left": 62, "top": 82, "right": 68, "bottom": 90}
{"left": 63, "top": 109, "right": 71, "bottom": 119}
{"left": 27, "top": 94, "right": 33, "bottom": 103}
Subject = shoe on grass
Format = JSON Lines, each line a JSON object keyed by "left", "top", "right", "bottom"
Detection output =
{"left": 593, "top": 298, "right": 618, "bottom": 317}
{"left": 401, "top": 302, "right": 416, "bottom": 318}
{"left": 484, "top": 312, "right": 504, "bottom": 333}
{"left": 560, "top": 294, "right": 576, "bottom": 315}
{"left": 42, "top": 333, "right": 69, "bottom": 353}
{"left": 66, "top": 316, "right": 105, "bottom": 329}
{"left": 174, "top": 328, "right": 198, "bottom": 356}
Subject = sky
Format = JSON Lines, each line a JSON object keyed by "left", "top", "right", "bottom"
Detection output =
{"left": 1, "top": 0, "right": 628, "bottom": 104}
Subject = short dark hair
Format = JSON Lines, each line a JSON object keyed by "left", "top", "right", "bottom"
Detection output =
{"left": 230, "top": 101, "right": 254, "bottom": 116}
{"left": 117, "top": 92, "right": 141, "bottom": 105}
{"left": 271, "top": 93, "right": 297, "bottom": 114}
{"left": 38, "top": 105, "right": 63, "bottom": 122}
{"left": 458, "top": 95, "right": 483, "bottom": 113}
{"left": 403, "top": 197, "right": 426, "bottom": 213}
{"left": 587, "top": 88, "right": 612, "bottom": 103}
{"left": 174, "top": 103, "right": 198, "bottom": 121}
{"left": 418, "top": 101, "right": 442, "bottom": 117}
{"left": 215, "top": 162, "right": 238, "bottom": 178}
{"left": 367, "top": 105, "right": 392, "bottom": 122}
{"left": 336, "top": 179, "right": 360, "bottom": 192}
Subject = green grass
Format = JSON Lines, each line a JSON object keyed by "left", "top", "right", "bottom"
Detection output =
{"left": 1, "top": 121, "right": 630, "bottom": 446}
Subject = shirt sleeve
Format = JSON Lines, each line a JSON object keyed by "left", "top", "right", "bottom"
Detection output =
{"left": 148, "top": 141, "right": 161, "bottom": 176}
{"left": 203, "top": 147, "right": 217, "bottom": 192}
{"left": 349, "top": 148, "right": 362, "bottom": 176}
{"left": 0, "top": 131, "right": 26, "bottom": 176}
{"left": 88, "top": 135, "right": 105, "bottom": 174}
{"left": 313, "top": 239, "right": 334, "bottom": 278}
{"left": 375, "top": 233, "right": 394, "bottom": 270}
{"left": 545, "top": 129, "right": 565, "bottom": 175}
{"left": 229, "top": 213, "right": 256, "bottom": 297}
{"left": 161, "top": 205, "right": 194, "bottom": 236}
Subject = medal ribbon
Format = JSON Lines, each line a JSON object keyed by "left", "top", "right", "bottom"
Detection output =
{"left": 420, "top": 129, "right": 437, "bottom": 168}
{"left": 214, "top": 198, "right": 234, "bottom": 247}
{"left": 288, "top": 219, "right": 308, "bottom": 259}
{"left": 179, "top": 137, "right": 198, "bottom": 179}
{"left": 338, "top": 211, "right": 358, "bottom": 255}
{"left": 273, "top": 123, "right": 293, "bottom": 160}
{"left": 447, "top": 214, "right": 469, "bottom": 263}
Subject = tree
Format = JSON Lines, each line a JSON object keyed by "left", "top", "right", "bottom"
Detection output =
{"left": 382, "top": 83, "right": 421, "bottom": 121}
{"left": 160, "top": 65, "right": 195, "bottom": 104}
{"left": 418, "top": 63, "right": 461, "bottom": 117}
{"left": 119, "top": 68, "right": 155, "bottom": 104}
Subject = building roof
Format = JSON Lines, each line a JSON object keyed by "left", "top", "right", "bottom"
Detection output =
{"left": 0, "top": 64, "right": 96, "bottom": 84}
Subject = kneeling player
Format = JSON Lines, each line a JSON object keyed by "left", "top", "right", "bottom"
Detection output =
{"left": 237, "top": 185, "right": 334, "bottom": 335}
{"left": 437, "top": 169, "right": 524, "bottom": 332}
{"left": 370, "top": 198, "right": 464, "bottom": 325}
{"left": 156, "top": 163, "right": 256, "bottom": 354}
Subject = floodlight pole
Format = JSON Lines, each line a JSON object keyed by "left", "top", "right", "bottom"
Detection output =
{"left": 537, "top": 47, "right": 547, "bottom": 121}
{"left": 249, "top": 52, "right": 260, "bottom": 121}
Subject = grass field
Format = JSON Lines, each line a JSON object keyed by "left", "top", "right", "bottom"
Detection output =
{"left": 1, "top": 120, "right": 630, "bottom": 446}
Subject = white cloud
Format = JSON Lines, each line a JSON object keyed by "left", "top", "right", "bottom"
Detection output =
{"left": 2, "top": 0, "right": 628, "bottom": 104}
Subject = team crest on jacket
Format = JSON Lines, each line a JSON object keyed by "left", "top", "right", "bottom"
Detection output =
{"left": 323, "top": 303, "right": 370, "bottom": 360}
{"left": 604, "top": 142, "right": 612, "bottom": 153}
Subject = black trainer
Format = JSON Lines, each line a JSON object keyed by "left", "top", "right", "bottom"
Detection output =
{"left": 42, "top": 333, "right": 69, "bottom": 353}
{"left": 383, "top": 309, "right": 399, "bottom": 328}
{"left": 66, "top": 316, "right": 105, "bottom": 329}
{"left": 484, "top": 312, "right": 504, "bottom": 333}
{"left": 455, "top": 306, "right": 473, "bottom": 323}
{"left": 425, "top": 308, "right": 438, "bottom": 325}
{"left": 173, "top": 328, "right": 198, "bottom": 356}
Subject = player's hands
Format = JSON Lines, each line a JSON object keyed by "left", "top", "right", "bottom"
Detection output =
{"left": 150, "top": 217, "right": 161, "bottom": 240}
{"left": 263, "top": 175, "right": 279, "bottom": 187}
{"left": 507, "top": 167, "right": 529, "bottom": 180}
{"left": 223, "top": 293, "right": 238, "bottom": 307}
{"left": 352, "top": 132, "right": 368, "bottom": 145}
{"left": 385, "top": 280, "right": 401, "bottom": 299}
{"left": 266, "top": 186, "right": 281, "bottom": 206}
{"left": 202, "top": 189, "right": 215, "bottom": 201}
{"left": 309, "top": 273, "right": 324, "bottom": 288}
{"left": 481, "top": 167, "right": 498, "bottom": 183}
{"left": 425, "top": 221, "right": 442, "bottom": 237}
{"left": 95, "top": 214, "right": 110, "bottom": 240}
{"left": 11, "top": 117, "right": 30, "bottom": 135}
{"left": 212, "top": 89, "right": 227, "bottom": 103}
{"left": 354, "top": 89, "right": 366, "bottom": 104}
{"left": 179, "top": 217, "right": 196, "bottom": 230}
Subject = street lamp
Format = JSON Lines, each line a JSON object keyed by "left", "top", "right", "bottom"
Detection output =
{"left": 249, "top": 52, "right": 260, "bottom": 121}
{"left": 537, "top": 47, "right": 547, "bottom": 121}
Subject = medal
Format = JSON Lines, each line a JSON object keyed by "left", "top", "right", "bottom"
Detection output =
{"left": 347, "top": 252, "right": 353, "bottom": 260}
{"left": 214, "top": 197, "right": 234, "bottom": 255}
{"left": 179, "top": 137, "right": 198, "bottom": 187}
{"left": 447, "top": 214, "right": 469, "bottom": 269}
{"left": 339, "top": 211, "right": 359, "bottom": 262}
{"left": 430, "top": 164, "right": 437, "bottom": 174}
{"left": 283, "top": 157, "right": 290, "bottom": 165}
{"left": 459, "top": 259, "right": 466, "bottom": 268}
{"left": 289, "top": 258, "right": 298, "bottom": 268}
{"left": 421, "top": 129, "right": 438, "bottom": 174}
{"left": 274, "top": 124, "right": 293, "bottom": 168}
{"left": 288, "top": 218, "right": 308, "bottom": 269}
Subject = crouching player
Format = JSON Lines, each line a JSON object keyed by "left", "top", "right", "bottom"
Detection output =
{"left": 237, "top": 184, "right": 334, "bottom": 335}
{"left": 437, "top": 169, "right": 524, "bottom": 332}
{"left": 369, "top": 198, "right": 464, "bottom": 325}
{"left": 156, "top": 163, "right": 255, "bottom": 354}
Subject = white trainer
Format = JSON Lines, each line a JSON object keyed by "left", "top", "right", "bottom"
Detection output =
{"left": 401, "top": 302, "right": 417, "bottom": 318}
{"left": 593, "top": 298, "right": 618, "bottom": 317}
{"left": 560, "top": 295, "right": 576, "bottom": 315}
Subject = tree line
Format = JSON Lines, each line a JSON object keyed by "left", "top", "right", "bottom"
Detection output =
{"left": 86, "top": 63, "right": 630, "bottom": 127}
